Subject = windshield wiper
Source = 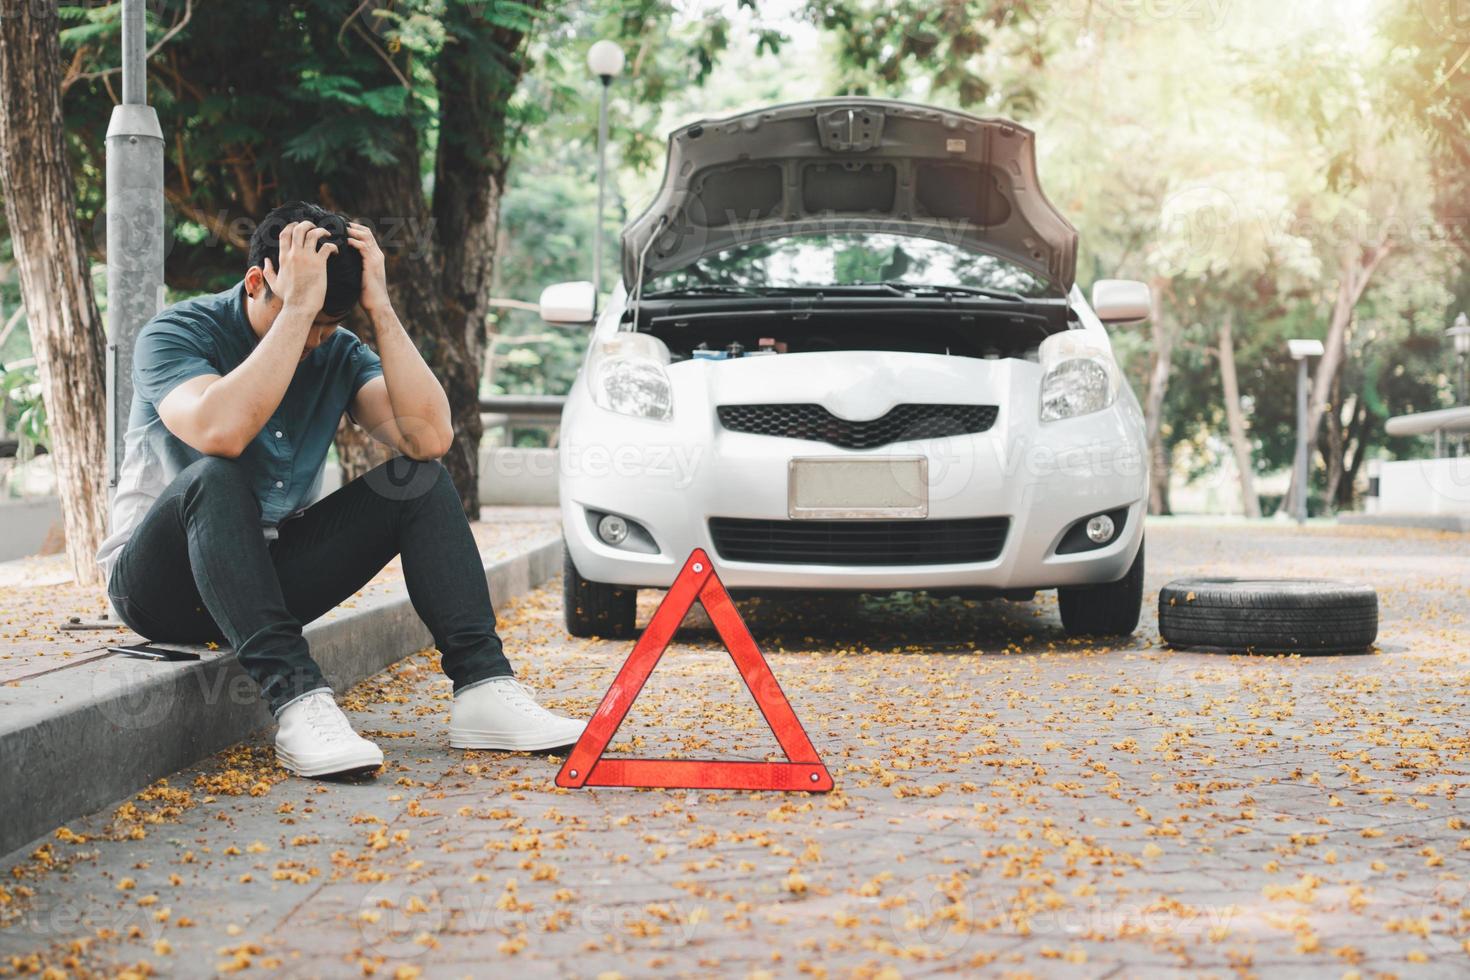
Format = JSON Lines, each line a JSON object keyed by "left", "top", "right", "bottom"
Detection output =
{"left": 644, "top": 284, "right": 850, "bottom": 299}
{"left": 874, "top": 281, "right": 1028, "bottom": 302}
{"left": 642, "top": 284, "right": 763, "bottom": 298}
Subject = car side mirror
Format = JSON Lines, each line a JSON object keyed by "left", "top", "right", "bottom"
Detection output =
{"left": 538, "top": 281, "right": 597, "bottom": 325}
{"left": 1091, "top": 279, "right": 1152, "bottom": 324}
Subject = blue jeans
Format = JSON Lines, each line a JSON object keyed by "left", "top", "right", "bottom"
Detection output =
{"left": 106, "top": 454, "right": 513, "bottom": 715}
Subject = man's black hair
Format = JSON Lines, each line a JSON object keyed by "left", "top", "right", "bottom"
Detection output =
{"left": 247, "top": 201, "right": 363, "bottom": 318}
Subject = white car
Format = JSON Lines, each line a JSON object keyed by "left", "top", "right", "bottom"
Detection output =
{"left": 542, "top": 98, "right": 1149, "bottom": 640}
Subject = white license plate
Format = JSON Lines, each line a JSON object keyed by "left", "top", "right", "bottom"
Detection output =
{"left": 788, "top": 457, "right": 928, "bottom": 519}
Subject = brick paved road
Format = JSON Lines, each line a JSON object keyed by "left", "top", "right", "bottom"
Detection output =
{"left": 2, "top": 519, "right": 1468, "bottom": 978}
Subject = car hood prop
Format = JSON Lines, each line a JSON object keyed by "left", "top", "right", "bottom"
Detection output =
{"left": 621, "top": 98, "right": 1079, "bottom": 299}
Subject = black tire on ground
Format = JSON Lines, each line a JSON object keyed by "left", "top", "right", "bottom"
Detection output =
{"left": 1058, "top": 539, "right": 1145, "bottom": 638}
{"left": 1157, "top": 578, "right": 1378, "bottom": 653}
{"left": 562, "top": 544, "right": 637, "bottom": 638}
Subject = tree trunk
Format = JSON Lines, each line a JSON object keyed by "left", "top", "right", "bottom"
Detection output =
{"left": 1282, "top": 244, "right": 1390, "bottom": 510}
{"left": 1322, "top": 375, "right": 1348, "bottom": 512}
{"left": 333, "top": 413, "right": 392, "bottom": 482}
{"left": 327, "top": 6, "right": 539, "bottom": 519}
{"left": 323, "top": 120, "right": 436, "bottom": 493}
{"left": 1142, "top": 276, "right": 1174, "bottom": 515}
{"left": 483, "top": 220, "right": 514, "bottom": 394}
{"left": 1310, "top": 251, "right": 1384, "bottom": 437}
{"left": 428, "top": 2, "right": 541, "bottom": 519}
{"left": 1338, "top": 398, "right": 1370, "bottom": 510}
{"left": 1217, "top": 311, "right": 1261, "bottom": 519}
{"left": 1150, "top": 439, "right": 1173, "bottom": 516}
{"left": 0, "top": 1, "right": 109, "bottom": 586}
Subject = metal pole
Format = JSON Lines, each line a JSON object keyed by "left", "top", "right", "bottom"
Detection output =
{"left": 592, "top": 76, "right": 611, "bottom": 304}
{"left": 1294, "top": 357, "right": 1309, "bottom": 524}
{"left": 105, "top": 0, "right": 166, "bottom": 488}
{"left": 1459, "top": 352, "right": 1468, "bottom": 458}
{"left": 120, "top": 0, "right": 146, "bottom": 106}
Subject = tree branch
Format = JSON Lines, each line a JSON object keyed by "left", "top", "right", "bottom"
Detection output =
{"left": 59, "top": 44, "right": 89, "bottom": 95}
{"left": 164, "top": 189, "right": 249, "bottom": 250}
{"left": 338, "top": 0, "right": 377, "bottom": 55}
{"left": 0, "top": 303, "right": 25, "bottom": 351}
{"left": 352, "top": 21, "right": 412, "bottom": 90}
{"left": 61, "top": 0, "right": 193, "bottom": 95}
{"left": 485, "top": 297, "right": 541, "bottom": 313}
{"left": 1429, "top": 42, "right": 1470, "bottom": 96}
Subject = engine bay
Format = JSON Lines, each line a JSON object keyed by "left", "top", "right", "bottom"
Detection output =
{"left": 637, "top": 305, "right": 1069, "bottom": 363}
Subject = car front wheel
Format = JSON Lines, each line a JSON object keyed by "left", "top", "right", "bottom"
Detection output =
{"left": 1058, "top": 539, "right": 1144, "bottom": 639}
{"left": 562, "top": 543, "right": 637, "bottom": 638}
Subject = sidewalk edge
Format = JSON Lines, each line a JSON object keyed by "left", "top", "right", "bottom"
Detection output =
{"left": 0, "top": 535, "right": 564, "bottom": 863}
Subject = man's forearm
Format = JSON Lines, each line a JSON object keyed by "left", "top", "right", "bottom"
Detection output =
{"left": 197, "top": 304, "right": 313, "bottom": 451}
{"left": 369, "top": 304, "right": 454, "bottom": 455}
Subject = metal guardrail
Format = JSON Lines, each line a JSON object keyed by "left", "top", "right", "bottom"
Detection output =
{"left": 1385, "top": 406, "right": 1470, "bottom": 437}
{"left": 479, "top": 395, "right": 567, "bottom": 444}
{"left": 478, "top": 395, "right": 567, "bottom": 417}
{"left": 0, "top": 439, "right": 47, "bottom": 459}
{"left": 1386, "top": 406, "right": 1470, "bottom": 456}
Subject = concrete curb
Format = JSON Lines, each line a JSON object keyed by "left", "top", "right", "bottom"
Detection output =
{"left": 0, "top": 535, "right": 564, "bottom": 863}
{"left": 1338, "top": 513, "right": 1470, "bottom": 534}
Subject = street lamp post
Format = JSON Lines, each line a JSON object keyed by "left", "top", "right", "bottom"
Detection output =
{"left": 586, "top": 40, "right": 625, "bottom": 307}
{"left": 105, "top": 0, "right": 165, "bottom": 489}
{"left": 1447, "top": 313, "right": 1470, "bottom": 457}
{"left": 1287, "top": 339, "right": 1325, "bottom": 525}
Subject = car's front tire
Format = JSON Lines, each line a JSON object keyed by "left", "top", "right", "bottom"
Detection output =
{"left": 562, "top": 543, "right": 637, "bottom": 638}
{"left": 1058, "top": 539, "right": 1144, "bottom": 639}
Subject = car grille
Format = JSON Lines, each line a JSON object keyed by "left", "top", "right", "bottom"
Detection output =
{"left": 708, "top": 517, "right": 1010, "bottom": 566}
{"left": 716, "top": 403, "right": 999, "bottom": 450}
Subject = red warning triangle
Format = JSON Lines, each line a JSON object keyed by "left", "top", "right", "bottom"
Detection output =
{"left": 555, "top": 549, "right": 832, "bottom": 793}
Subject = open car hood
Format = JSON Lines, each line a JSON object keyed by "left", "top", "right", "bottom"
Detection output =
{"left": 622, "top": 98, "right": 1078, "bottom": 297}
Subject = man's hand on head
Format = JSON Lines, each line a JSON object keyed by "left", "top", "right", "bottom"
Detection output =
{"left": 346, "top": 221, "right": 391, "bottom": 316}
{"left": 261, "top": 221, "right": 337, "bottom": 316}
{"left": 342, "top": 218, "right": 451, "bottom": 460}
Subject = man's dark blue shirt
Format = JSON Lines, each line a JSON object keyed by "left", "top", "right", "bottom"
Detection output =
{"left": 96, "top": 280, "right": 383, "bottom": 576}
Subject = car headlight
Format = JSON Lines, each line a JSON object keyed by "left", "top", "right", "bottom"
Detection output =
{"left": 1038, "top": 330, "right": 1120, "bottom": 422}
{"left": 588, "top": 333, "right": 674, "bottom": 421}
{"left": 1041, "top": 357, "right": 1114, "bottom": 421}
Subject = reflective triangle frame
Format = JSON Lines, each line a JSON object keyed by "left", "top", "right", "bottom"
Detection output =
{"left": 555, "top": 549, "right": 833, "bottom": 792}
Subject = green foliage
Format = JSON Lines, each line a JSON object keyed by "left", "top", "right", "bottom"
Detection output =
{"left": 1381, "top": 0, "right": 1470, "bottom": 223}
{"left": 56, "top": 0, "right": 537, "bottom": 291}
{"left": 489, "top": 0, "right": 801, "bottom": 395}
{"left": 831, "top": 241, "right": 897, "bottom": 285}
{"left": 486, "top": 328, "right": 583, "bottom": 398}
{"left": 0, "top": 363, "right": 48, "bottom": 455}
{"left": 812, "top": 0, "right": 1045, "bottom": 113}
{"left": 489, "top": 155, "right": 607, "bottom": 396}
{"left": 509, "top": 1, "right": 788, "bottom": 179}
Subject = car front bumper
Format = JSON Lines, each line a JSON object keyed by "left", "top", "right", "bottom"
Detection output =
{"left": 560, "top": 397, "right": 1147, "bottom": 593}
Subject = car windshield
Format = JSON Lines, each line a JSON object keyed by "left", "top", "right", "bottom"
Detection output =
{"left": 643, "top": 233, "right": 1052, "bottom": 297}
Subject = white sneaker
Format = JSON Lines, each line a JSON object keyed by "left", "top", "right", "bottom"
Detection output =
{"left": 275, "top": 690, "right": 384, "bottom": 778}
{"left": 449, "top": 677, "right": 586, "bottom": 752}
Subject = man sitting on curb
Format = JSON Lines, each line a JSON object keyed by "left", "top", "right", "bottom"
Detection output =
{"left": 96, "top": 201, "right": 585, "bottom": 778}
